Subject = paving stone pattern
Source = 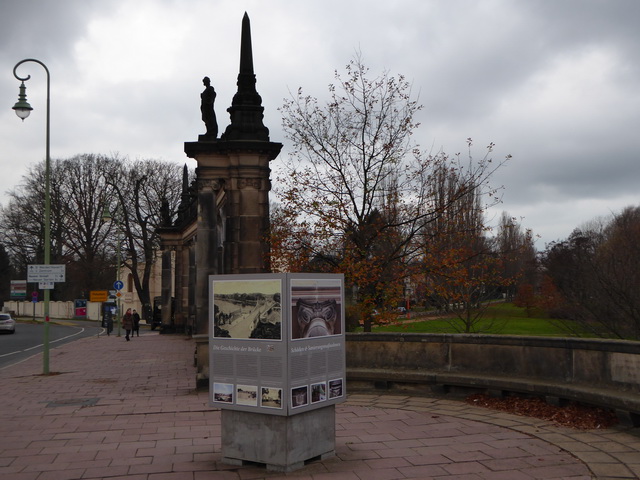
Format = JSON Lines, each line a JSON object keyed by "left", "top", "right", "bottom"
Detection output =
{"left": 0, "top": 331, "right": 639, "bottom": 479}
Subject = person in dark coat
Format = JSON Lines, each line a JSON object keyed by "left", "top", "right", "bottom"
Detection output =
{"left": 122, "top": 308, "right": 134, "bottom": 341}
{"left": 106, "top": 314, "right": 113, "bottom": 336}
{"left": 132, "top": 309, "right": 141, "bottom": 337}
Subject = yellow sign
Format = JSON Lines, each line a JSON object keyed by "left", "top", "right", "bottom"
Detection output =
{"left": 89, "top": 290, "right": 109, "bottom": 302}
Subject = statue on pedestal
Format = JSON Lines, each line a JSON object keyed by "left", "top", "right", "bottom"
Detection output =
{"left": 201, "top": 76, "right": 218, "bottom": 138}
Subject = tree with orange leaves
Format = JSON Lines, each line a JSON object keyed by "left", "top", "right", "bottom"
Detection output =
{"left": 418, "top": 164, "right": 530, "bottom": 333}
{"left": 273, "top": 56, "right": 509, "bottom": 331}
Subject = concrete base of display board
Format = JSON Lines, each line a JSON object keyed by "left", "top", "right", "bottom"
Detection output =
{"left": 221, "top": 405, "right": 336, "bottom": 472}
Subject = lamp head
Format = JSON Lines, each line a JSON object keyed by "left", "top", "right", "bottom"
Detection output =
{"left": 12, "top": 81, "right": 32, "bottom": 121}
{"left": 102, "top": 206, "right": 112, "bottom": 222}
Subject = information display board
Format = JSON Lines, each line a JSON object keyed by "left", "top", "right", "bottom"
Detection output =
{"left": 27, "top": 264, "right": 66, "bottom": 283}
{"left": 10, "top": 280, "right": 27, "bottom": 299}
{"left": 209, "top": 273, "right": 345, "bottom": 416}
{"left": 74, "top": 299, "right": 87, "bottom": 318}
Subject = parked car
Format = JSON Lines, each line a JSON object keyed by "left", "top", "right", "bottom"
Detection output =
{"left": 0, "top": 313, "right": 16, "bottom": 334}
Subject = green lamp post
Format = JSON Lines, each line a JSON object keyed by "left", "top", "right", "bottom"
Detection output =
{"left": 102, "top": 206, "right": 123, "bottom": 337}
{"left": 12, "top": 58, "right": 51, "bottom": 374}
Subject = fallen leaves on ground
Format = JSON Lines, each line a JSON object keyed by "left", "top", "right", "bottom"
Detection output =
{"left": 466, "top": 394, "right": 618, "bottom": 430}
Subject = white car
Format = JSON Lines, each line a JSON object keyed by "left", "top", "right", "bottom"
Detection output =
{"left": 0, "top": 313, "right": 16, "bottom": 334}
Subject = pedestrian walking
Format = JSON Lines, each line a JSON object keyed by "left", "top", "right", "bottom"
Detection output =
{"left": 122, "top": 308, "right": 134, "bottom": 341}
{"left": 106, "top": 314, "right": 113, "bottom": 336}
{"left": 132, "top": 309, "right": 141, "bottom": 337}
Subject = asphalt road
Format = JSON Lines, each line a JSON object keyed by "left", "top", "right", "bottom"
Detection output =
{"left": 0, "top": 320, "right": 103, "bottom": 370}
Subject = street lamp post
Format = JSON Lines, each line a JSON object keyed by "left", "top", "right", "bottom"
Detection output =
{"left": 102, "top": 207, "right": 122, "bottom": 336}
{"left": 12, "top": 59, "right": 51, "bottom": 374}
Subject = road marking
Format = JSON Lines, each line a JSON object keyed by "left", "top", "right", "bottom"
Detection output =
{"left": 0, "top": 351, "right": 21, "bottom": 358}
{"left": 1, "top": 326, "right": 93, "bottom": 367}
{"left": 24, "top": 328, "right": 87, "bottom": 351}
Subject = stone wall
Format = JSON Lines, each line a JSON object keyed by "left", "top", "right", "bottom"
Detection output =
{"left": 346, "top": 333, "right": 640, "bottom": 425}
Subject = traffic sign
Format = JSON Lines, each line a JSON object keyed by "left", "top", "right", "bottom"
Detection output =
{"left": 10, "top": 280, "right": 27, "bottom": 299}
{"left": 114, "top": 280, "right": 124, "bottom": 291}
{"left": 27, "top": 264, "right": 66, "bottom": 283}
{"left": 90, "top": 290, "right": 109, "bottom": 302}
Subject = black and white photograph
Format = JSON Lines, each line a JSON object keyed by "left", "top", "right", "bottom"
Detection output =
{"left": 290, "top": 279, "right": 342, "bottom": 340}
{"left": 236, "top": 384, "right": 258, "bottom": 407}
{"left": 329, "top": 378, "right": 344, "bottom": 399}
{"left": 291, "top": 385, "right": 308, "bottom": 409}
{"left": 212, "top": 382, "right": 234, "bottom": 404}
{"left": 261, "top": 387, "right": 283, "bottom": 409}
{"left": 311, "top": 382, "right": 327, "bottom": 403}
{"left": 213, "top": 279, "right": 282, "bottom": 340}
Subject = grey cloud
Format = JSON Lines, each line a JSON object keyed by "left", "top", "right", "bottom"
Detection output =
{"left": 2, "top": 0, "right": 640, "bottom": 248}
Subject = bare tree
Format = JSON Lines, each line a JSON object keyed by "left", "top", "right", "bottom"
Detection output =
{"left": 104, "top": 158, "right": 183, "bottom": 320}
{"left": 494, "top": 212, "right": 537, "bottom": 301}
{"left": 0, "top": 243, "right": 14, "bottom": 305}
{"left": 56, "top": 154, "right": 115, "bottom": 297}
{"left": 0, "top": 155, "right": 112, "bottom": 298}
{"left": 418, "top": 161, "right": 507, "bottom": 333}
{"left": 542, "top": 206, "right": 640, "bottom": 339}
{"left": 1, "top": 163, "right": 52, "bottom": 272}
{"left": 0, "top": 155, "right": 184, "bottom": 309}
{"left": 274, "top": 56, "right": 509, "bottom": 331}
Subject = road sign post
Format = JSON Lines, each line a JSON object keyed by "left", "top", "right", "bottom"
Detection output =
{"left": 27, "top": 264, "right": 66, "bottom": 374}
{"left": 32, "top": 291, "right": 38, "bottom": 320}
{"left": 114, "top": 280, "right": 124, "bottom": 337}
{"left": 27, "top": 264, "right": 65, "bottom": 284}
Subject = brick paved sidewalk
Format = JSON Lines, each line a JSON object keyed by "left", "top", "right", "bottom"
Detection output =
{"left": 0, "top": 330, "right": 638, "bottom": 479}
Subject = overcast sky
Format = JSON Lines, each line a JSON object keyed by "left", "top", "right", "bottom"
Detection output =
{"left": 1, "top": 0, "right": 639, "bottom": 250}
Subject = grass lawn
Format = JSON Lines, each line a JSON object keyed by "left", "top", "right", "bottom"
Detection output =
{"left": 371, "top": 302, "right": 587, "bottom": 336}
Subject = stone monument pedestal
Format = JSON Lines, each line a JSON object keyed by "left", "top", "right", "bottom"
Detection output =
{"left": 221, "top": 405, "right": 336, "bottom": 472}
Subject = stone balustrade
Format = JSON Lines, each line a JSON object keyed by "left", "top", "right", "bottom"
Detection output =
{"left": 346, "top": 333, "right": 640, "bottom": 426}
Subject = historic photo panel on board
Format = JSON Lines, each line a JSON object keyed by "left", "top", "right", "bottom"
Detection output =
{"left": 290, "top": 278, "right": 343, "bottom": 340}
{"left": 210, "top": 277, "right": 286, "bottom": 413}
{"left": 288, "top": 276, "right": 345, "bottom": 412}
{"left": 213, "top": 279, "right": 282, "bottom": 340}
